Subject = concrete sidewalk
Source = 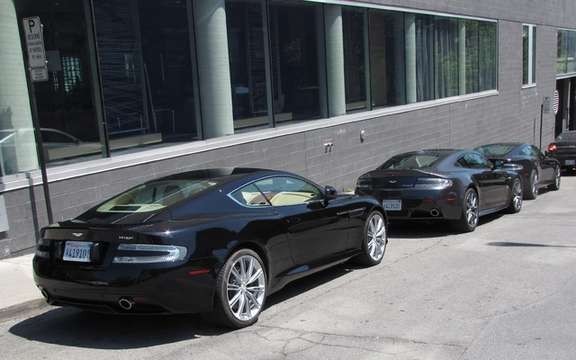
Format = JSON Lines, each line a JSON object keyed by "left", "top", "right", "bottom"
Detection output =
{"left": 0, "top": 254, "right": 44, "bottom": 319}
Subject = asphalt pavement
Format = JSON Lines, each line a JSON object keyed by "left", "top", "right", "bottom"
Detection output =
{"left": 1, "top": 177, "right": 575, "bottom": 360}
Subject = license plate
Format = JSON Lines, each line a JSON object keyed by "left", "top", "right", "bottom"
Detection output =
{"left": 383, "top": 199, "right": 402, "bottom": 211}
{"left": 63, "top": 241, "right": 92, "bottom": 262}
{"left": 566, "top": 160, "right": 576, "bottom": 166}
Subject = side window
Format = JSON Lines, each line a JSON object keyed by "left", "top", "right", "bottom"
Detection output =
{"left": 530, "top": 145, "right": 543, "bottom": 158}
{"left": 254, "top": 177, "right": 322, "bottom": 207}
{"left": 519, "top": 145, "right": 532, "bottom": 156}
{"left": 458, "top": 153, "right": 492, "bottom": 169}
{"left": 230, "top": 184, "right": 270, "bottom": 207}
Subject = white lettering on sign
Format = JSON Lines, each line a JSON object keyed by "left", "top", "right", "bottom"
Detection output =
{"left": 553, "top": 90, "right": 560, "bottom": 115}
{"left": 23, "top": 17, "right": 49, "bottom": 82}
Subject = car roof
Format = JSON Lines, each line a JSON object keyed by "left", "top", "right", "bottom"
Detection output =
{"left": 477, "top": 142, "right": 523, "bottom": 148}
{"left": 158, "top": 168, "right": 278, "bottom": 183}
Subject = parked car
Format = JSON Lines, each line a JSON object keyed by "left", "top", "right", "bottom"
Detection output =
{"left": 475, "top": 143, "right": 561, "bottom": 199}
{"left": 547, "top": 131, "right": 576, "bottom": 173}
{"left": 34, "top": 168, "right": 387, "bottom": 328}
{"left": 355, "top": 149, "right": 523, "bottom": 233}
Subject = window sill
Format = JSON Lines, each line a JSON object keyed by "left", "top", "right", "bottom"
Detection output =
{"left": 522, "top": 83, "right": 537, "bottom": 89}
{"left": 557, "top": 72, "right": 576, "bottom": 80}
{"left": 0, "top": 90, "right": 499, "bottom": 194}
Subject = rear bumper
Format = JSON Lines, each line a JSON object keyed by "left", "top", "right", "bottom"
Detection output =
{"left": 33, "top": 257, "right": 216, "bottom": 314}
{"left": 550, "top": 155, "right": 576, "bottom": 169}
{"left": 357, "top": 189, "right": 462, "bottom": 221}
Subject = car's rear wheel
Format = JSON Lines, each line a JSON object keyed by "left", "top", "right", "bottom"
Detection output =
{"left": 525, "top": 170, "right": 539, "bottom": 200}
{"left": 452, "top": 188, "right": 479, "bottom": 233}
{"left": 355, "top": 211, "right": 387, "bottom": 266}
{"left": 210, "top": 249, "right": 267, "bottom": 329}
{"left": 506, "top": 178, "right": 523, "bottom": 213}
{"left": 549, "top": 166, "right": 561, "bottom": 191}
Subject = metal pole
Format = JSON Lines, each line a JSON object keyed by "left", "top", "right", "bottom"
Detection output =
{"left": 539, "top": 103, "right": 544, "bottom": 151}
{"left": 26, "top": 79, "right": 54, "bottom": 224}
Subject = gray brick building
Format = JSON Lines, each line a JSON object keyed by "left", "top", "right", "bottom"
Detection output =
{"left": 0, "top": 0, "right": 575, "bottom": 258}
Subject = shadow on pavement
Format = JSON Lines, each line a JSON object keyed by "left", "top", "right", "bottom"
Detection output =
{"left": 486, "top": 241, "right": 576, "bottom": 249}
{"left": 265, "top": 262, "right": 356, "bottom": 308}
{"left": 9, "top": 263, "right": 356, "bottom": 350}
{"left": 9, "top": 308, "right": 223, "bottom": 349}
{"left": 388, "top": 212, "right": 503, "bottom": 239}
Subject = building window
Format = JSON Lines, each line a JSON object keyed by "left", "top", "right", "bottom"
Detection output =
{"left": 93, "top": 0, "right": 200, "bottom": 154}
{"left": 415, "top": 15, "right": 435, "bottom": 101}
{"left": 342, "top": 8, "right": 368, "bottom": 112}
{"left": 523, "top": 24, "right": 536, "bottom": 85}
{"left": 434, "top": 17, "right": 460, "bottom": 98}
{"left": 557, "top": 29, "right": 576, "bottom": 75}
{"left": 14, "top": 0, "right": 104, "bottom": 166}
{"left": 369, "top": 9, "right": 406, "bottom": 108}
{"left": 226, "top": 0, "right": 270, "bottom": 130}
{"left": 269, "top": 0, "right": 325, "bottom": 124}
{"left": 478, "top": 21, "right": 497, "bottom": 91}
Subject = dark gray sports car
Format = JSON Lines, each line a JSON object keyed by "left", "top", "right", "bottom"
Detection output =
{"left": 355, "top": 149, "right": 523, "bottom": 232}
{"left": 476, "top": 143, "right": 561, "bottom": 200}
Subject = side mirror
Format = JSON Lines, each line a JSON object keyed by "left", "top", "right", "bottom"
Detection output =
{"left": 502, "top": 163, "right": 524, "bottom": 172}
{"left": 324, "top": 185, "right": 338, "bottom": 200}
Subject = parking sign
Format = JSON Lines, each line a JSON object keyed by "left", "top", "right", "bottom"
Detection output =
{"left": 23, "top": 17, "right": 48, "bottom": 82}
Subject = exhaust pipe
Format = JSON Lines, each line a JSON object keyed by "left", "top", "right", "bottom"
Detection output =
{"left": 38, "top": 286, "right": 53, "bottom": 304}
{"left": 430, "top": 209, "right": 440, "bottom": 217}
{"left": 118, "top": 297, "right": 135, "bottom": 311}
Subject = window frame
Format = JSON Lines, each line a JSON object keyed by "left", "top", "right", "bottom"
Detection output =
{"left": 457, "top": 152, "right": 493, "bottom": 169}
{"left": 522, "top": 24, "right": 537, "bottom": 87}
{"left": 228, "top": 175, "right": 324, "bottom": 209}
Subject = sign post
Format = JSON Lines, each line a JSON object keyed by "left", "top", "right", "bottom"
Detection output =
{"left": 22, "top": 16, "right": 54, "bottom": 225}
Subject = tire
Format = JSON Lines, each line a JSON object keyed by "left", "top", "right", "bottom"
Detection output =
{"left": 506, "top": 178, "right": 523, "bottom": 214}
{"left": 355, "top": 210, "right": 388, "bottom": 266}
{"left": 452, "top": 188, "right": 480, "bottom": 233}
{"left": 525, "top": 170, "right": 539, "bottom": 200}
{"left": 208, "top": 249, "right": 267, "bottom": 329}
{"left": 548, "top": 166, "right": 561, "bottom": 191}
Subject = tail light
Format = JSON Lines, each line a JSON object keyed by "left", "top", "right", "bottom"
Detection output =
{"left": 547, "top": 143, "right": 558, "bottom": 153}
{"left": 413, "top": 178, "right": 453, "bottom": 190}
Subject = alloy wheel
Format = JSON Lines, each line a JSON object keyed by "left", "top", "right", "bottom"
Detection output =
{"left": 532, "top": 173, "right": 539, "bottom": 197}
{"left": 512, "top": 180, "right": 523, "bottom": 211}
{"left": 226, "top": 255, "right": 266, "bottom": 322}
{"left": 465, "top": 190, "right": 479, "bottom": 228}
{"left": 366, "top": 213, "right": 387, "bottom": 261}
{"left": 555, "top": 168, "right": 561, "bottom": 188}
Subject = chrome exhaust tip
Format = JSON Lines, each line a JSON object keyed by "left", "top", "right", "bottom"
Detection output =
{"left": 38, "top": 286, "right": 51, "bottom": 303}
{"left": 118, "top": 298, "right": 135, "bottom": 311}
{"left": 430, "top": 209, "right": 440, "bottom": 217}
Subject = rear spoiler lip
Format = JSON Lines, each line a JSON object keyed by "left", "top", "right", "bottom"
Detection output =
{"left": 369, "top": 168, "right": 447, "bottom": 179}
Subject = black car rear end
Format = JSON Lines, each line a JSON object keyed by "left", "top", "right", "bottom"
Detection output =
{"left": 356, "top": 169, "right": 462, "bottom": 221}
{"left": 548, "top": 131, "right": 576, "bottom": 171}
{"left": 34, "top": 224, "right": 215, "bottom": 315}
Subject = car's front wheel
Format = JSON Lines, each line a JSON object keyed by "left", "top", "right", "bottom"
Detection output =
{"left": 211, "top": 249, "right": 267, "bottom": 329}
{"left": 549, "top": 166, "right": 561, "bottom": 191}
{"left": 356, "top": 210, "right": 387, "bottom": 266}
{"left": 506, "top": 178, "right": 523, "bottom": 214}
{"left": 525, "top": 170, "right": 539, "bottom": 200}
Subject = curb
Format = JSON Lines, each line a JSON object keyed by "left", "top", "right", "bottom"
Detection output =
{"left": 0, "top": 298, "right": 48, "bottom": 323}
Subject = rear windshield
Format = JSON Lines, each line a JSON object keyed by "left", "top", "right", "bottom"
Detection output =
{"left": 97, "top": 179, "right": 218, "bottom": 213}
{"left": 380, "top": 153, "right": 441, "bottom": 170}
{"left": 557, "top": 132, "right": 576, "bottom": 141}
{"left": 476, "top": 144, "right": 516, "bottom": 157}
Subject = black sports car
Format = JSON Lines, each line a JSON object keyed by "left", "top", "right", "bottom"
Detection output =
{"left": 355, "top": 149, "right": 524, "bottom": 232}
{"left": 547, "top": 131, "right": 576, "bottom": 173}
{"left": 476, "top": 143, "right": 561, "bottom": 199}
{"left": 34, "top": 168, "right": 387, "bottom": 328}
